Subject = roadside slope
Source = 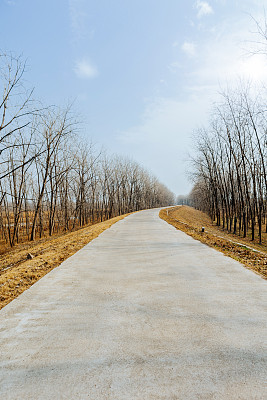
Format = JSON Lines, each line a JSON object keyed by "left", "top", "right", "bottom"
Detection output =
{"left": 160, "top": 206, "right": 267, "bottom": 279}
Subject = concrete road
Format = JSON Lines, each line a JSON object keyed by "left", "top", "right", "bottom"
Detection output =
{"left": 0, "top": 209, "right": 266, "bottom": 400}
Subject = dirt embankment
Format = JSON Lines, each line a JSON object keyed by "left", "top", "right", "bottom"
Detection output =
{"left": 0, "top": 214, "right": 130, "bottom": 310}
{"left": 160, "top": 206, "right": 267, "bottom": 279}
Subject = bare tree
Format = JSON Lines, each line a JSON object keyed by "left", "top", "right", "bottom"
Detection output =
{"left": 30, "top": 107, "right": 74, "bottom": 241}
{"left": 190, "top": 84, "right": 266, "bottom": 243}
{"left": 0, "top": 53, "right": 43, "bottom": 184}
{"left": 245, "top": 10, "right": 267, "bottom": 57}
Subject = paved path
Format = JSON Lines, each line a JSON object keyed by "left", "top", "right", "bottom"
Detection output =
{"left": 0, "top": 209, "right": 266, "bottom": 399}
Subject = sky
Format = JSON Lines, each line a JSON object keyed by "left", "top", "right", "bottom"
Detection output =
{"left": 0, "top": 0, "right": 266, "bottom": 196}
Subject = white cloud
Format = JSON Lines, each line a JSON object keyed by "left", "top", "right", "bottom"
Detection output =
{"left": 181, "top": 42, "right": 197, "bottom": 57}
{"left": 195, "top": 1, "right": 214, "bottom": 18}
{"left": 74, "top": 59, "right": 98, "bottom": 79}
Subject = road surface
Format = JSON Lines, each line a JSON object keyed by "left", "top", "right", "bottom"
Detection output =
{"left": 0, "top": 209, "right": 266, "bottom": 399}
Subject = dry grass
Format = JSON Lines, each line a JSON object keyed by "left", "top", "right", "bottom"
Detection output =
{"left": 160, "top": 206, "right": 267, "bottom": 279}
{"left": 0, "top": 213, "right": 130, "bottom": 310}
{"left": 0, "top": 211, "right": 114, "bottom": 254}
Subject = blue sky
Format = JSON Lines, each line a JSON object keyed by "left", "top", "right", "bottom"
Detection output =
{"left": 1, "top": 0, "right": 266, "bottom": 195}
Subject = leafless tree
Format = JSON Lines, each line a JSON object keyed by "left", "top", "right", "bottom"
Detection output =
{"left": 30, "top": 107, "right": 74, "bottom": 240}
{"left": 248, "top": 10, "right": 267, "bottom": 56}
{"left": 190, "top": 84, "right": 266, "bottom": 243}
{"left": 0, "top": 53, "right": 43, "bottom": 185}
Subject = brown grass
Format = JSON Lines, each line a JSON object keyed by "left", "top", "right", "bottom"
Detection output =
{"left": 0, "top": 213, "right": 131, "bottom": 310}
{"left": 0, "top": 211, "right": 116, "bottom": 254}
{"left": 160, "top": 206, "right": 267, "bottom": 279}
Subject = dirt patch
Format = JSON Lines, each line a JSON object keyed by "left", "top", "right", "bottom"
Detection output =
{"left": 160, "top": 206, "right": 267, "bottom": 279}
{"left": 0, "top": 214, "right": 131, "bottom": 310}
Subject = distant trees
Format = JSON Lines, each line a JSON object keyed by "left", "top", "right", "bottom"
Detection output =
{"left": 189, "top": 84, "right": 267, "bottom": 243}
{"left": 176, "top": 195, "right": 191, "bottom": 206}
{"left": 0, "top": 53, "right": 174, "bottom": 248}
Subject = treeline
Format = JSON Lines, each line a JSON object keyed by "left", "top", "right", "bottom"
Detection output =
{"left": 176, "top": 195, "right": 191, "bottom": 206}
{"left": 189, "top": 85, "right": 267, "bottom": 243}
{"left": 0, "top": 53, "right": 174, "bottom": 248}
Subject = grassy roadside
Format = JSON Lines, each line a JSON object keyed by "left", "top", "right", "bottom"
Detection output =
{"left": 0, "top": 213, "right": 131, "bottom": 310}
{"left": 160, "top": 206, "right": 267, "bottom": 279}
